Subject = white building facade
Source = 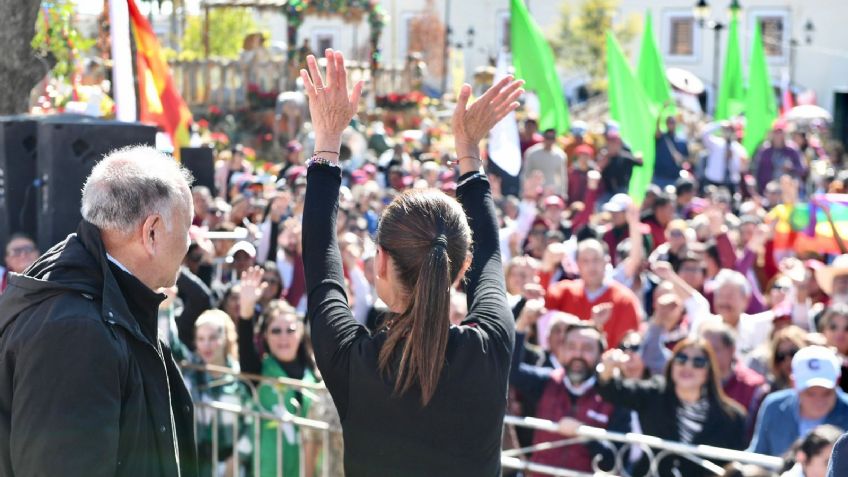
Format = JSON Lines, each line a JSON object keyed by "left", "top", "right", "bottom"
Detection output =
{"left": 254, "top": 0, "right": 845, "bottom": 114}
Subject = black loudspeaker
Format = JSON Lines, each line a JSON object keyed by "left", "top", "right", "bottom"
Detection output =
{"left": 0, "top": 116, "right": 39, "bottom": 250}
{"left": 180, "top": 147, "right": 216, "bottom": 196}
{"left": 36, "top": 116, "right": 156, "bottom": 251}
{"left": 833, "top": 91, "right": 848, "bottom": 147}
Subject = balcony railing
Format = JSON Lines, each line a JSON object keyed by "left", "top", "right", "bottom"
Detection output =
{"left": 168, "top": 58, "right": 403, "bottom": 110}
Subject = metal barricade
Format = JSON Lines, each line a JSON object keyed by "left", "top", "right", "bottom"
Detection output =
{"left": 180, "top": 362, "right": 341, "bottom": 477}
{"left": 180, "top": 364, "right": 784, "bottom": 477}
{"left": 502, "top": 415, "right": 785, "bottom": 477}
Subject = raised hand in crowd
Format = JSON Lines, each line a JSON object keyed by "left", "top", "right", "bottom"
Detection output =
{"left": 516, "top": 297, "right": 546, "bottom": 334}
{"left": 238, "top": 265, "right": 267, "bottom": 319}
{"left": 542, "top": 242, "right": 567, "bottom": 274}
{"left": 591, "top": 302, "right": 614, "bottom": 330}
{"left": 522, "top": 282, "right": 546, "bottom": 301}
{"left": 523, "top": 170, "right": 545, "bottom": 200}
{"left": 652, "top": 292, "right": 682, "bottom": 331}
{"left": 587, "top": 169, "right": 601, "bottom": 191}
{"left": 705, "top": 205, "right": 726, "bottom": 237}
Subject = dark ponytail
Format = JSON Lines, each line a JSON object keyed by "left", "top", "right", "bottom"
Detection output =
{"left": 376, "top": 190, "right": 471, "bottom": 406}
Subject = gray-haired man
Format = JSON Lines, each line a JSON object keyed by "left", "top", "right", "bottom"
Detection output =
{"left": 0, "top": 146, "right": 198, "bottom": 477}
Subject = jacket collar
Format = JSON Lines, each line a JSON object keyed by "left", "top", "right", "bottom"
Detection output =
{"left": 76, "top": 220, "right": 162, "bottom": 347}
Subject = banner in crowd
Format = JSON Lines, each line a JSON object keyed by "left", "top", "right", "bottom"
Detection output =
{"left": 772, "top": 194, "right": 848, "bottom": 254}
{"left": 510, "top": 0, "right": 570, "bottom": 134}
{"left": 109, "top": 0, "right": 136, "bottom": 121}
{"left": 606, "top": 31, "right": 656, "bottom": 203}
{"left": 742, "top": 23, "right": 778, "bottom": 156}
{"left": 716, "top": 12, "right": 745, "bottom": 120}
{"left": 488, "top": 51, "right": 522, "bottom": 177}
{"left": 636, "top": 12, "right": 675, "bottom": 119}
{"left": 128, "top": 0, "right": 192, "bottom": 154}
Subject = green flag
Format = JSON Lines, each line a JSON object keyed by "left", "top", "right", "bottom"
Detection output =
{"left": 637, "top": 11, "right": 675, "bottom": 118}
{"left": 510, "top": 0, "right": 569, "bottom": 133}
{"left": 743, "top": 23, "right": 778, "bottom": 156}
{"left": 716, "top": 13, "right": 745, "bottom": 120}
{"left": 606, "top": 31, "right": 656, "bottom": 203}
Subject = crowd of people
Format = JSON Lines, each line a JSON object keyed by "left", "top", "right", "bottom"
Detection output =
{"left": 2, "top": 72, "right": 847, "bottom": 477}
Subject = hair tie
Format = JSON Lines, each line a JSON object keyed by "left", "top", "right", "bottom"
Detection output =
{"left": 432, "top": 234, "right": 448, "bottom": 250}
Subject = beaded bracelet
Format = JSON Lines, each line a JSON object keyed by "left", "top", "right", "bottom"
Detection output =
{"left": 306, "top": 155, "right": 341, "bottom": 169}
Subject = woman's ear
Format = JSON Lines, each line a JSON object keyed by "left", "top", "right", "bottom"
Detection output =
{"left": 795, "top": 450, "right": 807, "bottom": 465}
{"left": 376, "top": 246, "right": 388, "bottom": 279}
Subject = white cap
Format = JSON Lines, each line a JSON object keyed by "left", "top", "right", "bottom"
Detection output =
{"left": 225, "top": 241, "right": 257, "bottom": 263}
{"left": 602, "top": 193, "right": 632, "bottom": 213}
{"left": 792, "top": 345, "right": 841, "bottom": 391}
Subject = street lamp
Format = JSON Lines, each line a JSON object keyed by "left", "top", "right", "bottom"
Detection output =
{"left": 694, "top": 0, "right": 742, "bottom": 114}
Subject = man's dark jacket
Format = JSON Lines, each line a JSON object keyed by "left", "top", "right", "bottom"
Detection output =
{"left": 0, "top": 221, "right": 198, "bottom": 477}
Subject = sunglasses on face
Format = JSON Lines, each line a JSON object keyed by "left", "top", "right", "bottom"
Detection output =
{"left": 269, "top": 323, "right": 299, "bottom": 336}
{"left": 673, "top": 353, "right": 709, "bottom": 369}
{"left": 775, "top": 348, "right": 799, "bottom": 363}
{"left": 619, "top": 343, "right": 641, "bottom": 353}
{"left": 7, "top": 245, "right": 36, "bottom": 257}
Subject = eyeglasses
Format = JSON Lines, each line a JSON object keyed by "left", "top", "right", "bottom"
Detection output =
{"left": 619, "top": 343, "right": 641, "bottom": 353}
{"left": 262, "top": 276, "right": 281, "bottom": 284}
{"left": 7, "top": 245, "right": 36, "bottom": 257}
{"left": 269, "top": 323, "right": 299, "bottom": 336}
{"left": 775, "top": 348, "right": 799, "bottom": 363}
{"left": 673, "top": 353, "right": 709, "bottom": 369}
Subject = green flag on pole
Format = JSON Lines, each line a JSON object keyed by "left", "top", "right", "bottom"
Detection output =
{"left": 716, "top": 13, "right": 745, "bottom": 120}
{"left": 743, "top": 23, "right": 778, "bottom": 156}
{"left": 637, "top": 11, "right": 675, "bottom": 118}
{"left": 510, "top": 0, "right": 570, "bottom": 133}
{"left": 606, "top": 31, "right": 656, "bottom": 203}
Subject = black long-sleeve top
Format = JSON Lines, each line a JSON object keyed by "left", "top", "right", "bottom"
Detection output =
{"left": 596, "top": 375, "right": 746, "bottom": 476}
{"left": 303, "top": 165, "right": 515, "bottom": 477}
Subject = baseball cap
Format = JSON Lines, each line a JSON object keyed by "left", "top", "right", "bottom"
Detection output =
{"left": 570, "top": 120, "right": 588, "bottom": 136}
{"left": 225, "top": 241, "right": 257, "bottom": 263}
{"left": 602, "top": 193, "right": 632, "bottom": 213}
{"left": 351, "top": 169, "right": 368, "bottom": 185}
{"left": 573, "top": 144, "right": 594, "bottom": 157}
{"left": 544, "top": 195, "right": 565, "bottom": 209}
{"left": 792, "top": 345, "right": 841, "bottom": 391}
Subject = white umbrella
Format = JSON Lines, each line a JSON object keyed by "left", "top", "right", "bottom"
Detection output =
{"left": 786, "top": 104, "right": 833, "bottom": 123}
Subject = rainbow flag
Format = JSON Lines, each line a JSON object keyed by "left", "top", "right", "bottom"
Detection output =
{"left": 128, "top": 0, "right": 192, "bottom": 154}
{"left": 771, "top": 194, "right": 848, "bottom": 254}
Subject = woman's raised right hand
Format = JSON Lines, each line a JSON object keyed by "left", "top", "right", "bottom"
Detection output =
{"left": 452, "top": 77, "right": 524, "bottom": 159}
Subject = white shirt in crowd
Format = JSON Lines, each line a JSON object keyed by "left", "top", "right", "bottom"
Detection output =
{"left": 701, "top": 122, "right": 747, "bottom": 184}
